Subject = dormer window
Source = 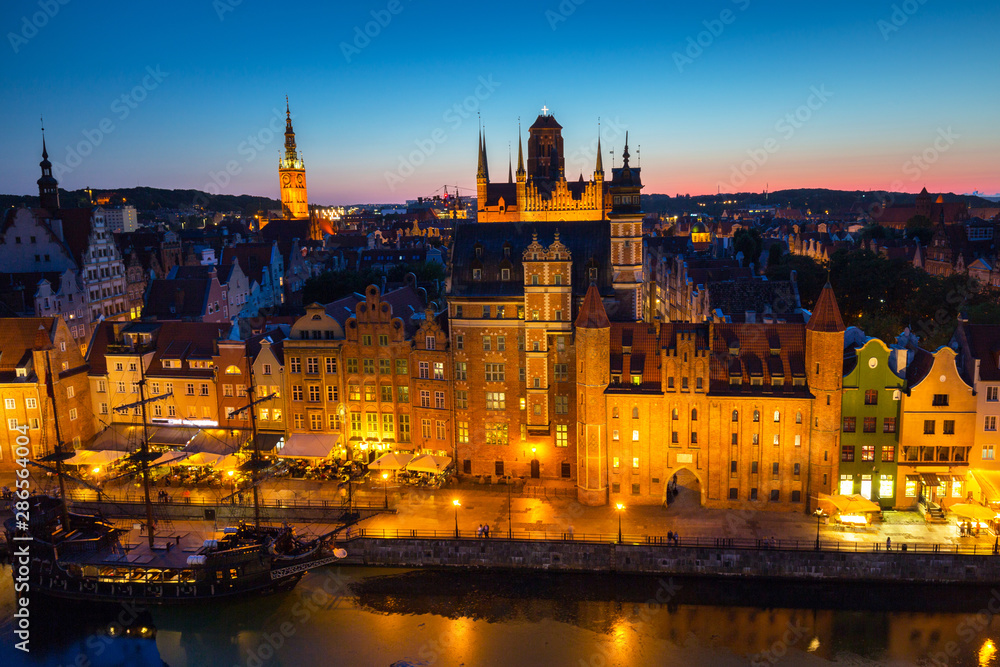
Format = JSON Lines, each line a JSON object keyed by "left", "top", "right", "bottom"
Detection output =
{"left": 475, "top": 245, "right": 483, "bottom": 259}
{"left": 589, "top": 267, "right": 598, "bottom": 281}
{"left": 501, "top": 268, "right": 510, "bottom": 281}
{"left": 503, "top": 245, "right": 511, "bottom": 258}
{"left": 473, "top": 268, "right": 482, "bottom": 281}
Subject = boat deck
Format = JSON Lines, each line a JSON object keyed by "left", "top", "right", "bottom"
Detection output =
{"left": 59, "top": 524, "right": 230, "bottom": 569}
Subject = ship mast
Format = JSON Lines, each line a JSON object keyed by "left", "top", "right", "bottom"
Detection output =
{"left": 230, "top": 342, "right": 276, "bottom": 531}
{"left": 41, "top": 345, "right": 71, "bottom": 532}
{"left": 114, "top": 361, "right": 172, "bottom": 549}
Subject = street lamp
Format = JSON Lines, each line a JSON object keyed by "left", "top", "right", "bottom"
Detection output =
{"left": 814, "top": 509, "right": 824, "bottom": 550}
{"left": 381, "top": 471, "right": 389, "bottom": 509}
{"left": 616, "top": 502, "right": 625, "bottom": 544}
{"left": 508, "top": 479, "right": 513, "bottom": 539}
{"left": 453, "top": 499, "right": 461, "bottom": 539}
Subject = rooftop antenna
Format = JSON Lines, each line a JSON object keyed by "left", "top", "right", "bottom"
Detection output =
{"left": 611, "top": 146, "right": 615, "bottom": 171}
{"left": 638, "top": 144, "right": 641, "bottom": 168}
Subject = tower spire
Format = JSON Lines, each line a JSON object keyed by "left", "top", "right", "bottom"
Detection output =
{"left": 482, "top": 126, "right": 490, "bottom": 182}
{"left": 621, "top": 131, "right": 631, "bottom": 169}
{"left": 283, "top": 97, "right": 300, "bottom": 166}
{"left": 508, "top": 141, "right": 513, "bottom": 183}
{"left": 37, "top": 117, "right": 59, "bottom": 210}
{"left": 595, "top": 119, "right": 604, "bottom": 176}
{"left": 516, "top": 119, "right": 525, "bottom": 178}
{"left": 477, "top": 127, "right": 486, "bottom": 179}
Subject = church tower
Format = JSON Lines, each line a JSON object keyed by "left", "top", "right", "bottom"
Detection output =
{"left": 278, "top": 98, "right": 309, "bottom": 220}
{"left": 38, "top": 128, "right": 60, "bottom": 210}
{"left": 608, "top": 134, "right": 644, "bottom": 320}
{"left": 575, "top": 283, "right": 610, "bottom": 506}
{"left": 806, "top": 282, "right": 846, "bottom": 511}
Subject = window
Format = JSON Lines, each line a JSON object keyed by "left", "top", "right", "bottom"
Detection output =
{"left": 880, "top": 475, "right": 894, "bottom": 499}
{"left": 932, "top": 394, "right": 949, "bottom": 407}
{"left": 770, "top": 490, "right": 780, "bottom": 502}
{"left": 420, "top": 390, "right": 431, "bottom": 408}
{"left": 347, "top": 358, "right": 359, "bottom": 374}
{"left": 556, "top": 424, "right": 568, "bottom": 447}
{"left": 729, "top": 488, "right": 738, "bottom": 500}
{"left": 861, "top": 444, "right": 875, "bottom": 462}
{"left": 881, "top": 445, "right": 895, "bottom": 462}
{"left": 988, "top": 387, "right": 999, "bottom": 402}
{"left": 397, "top": 386, "right": 409, "bottom": 403}
{"left": 395, "top": 359, "right": 408, "bottom": 376}
{"left": 795, "top": 412, "right": 802, "bottom": 424}
{"left": 751, "top": 461, "right": 759, "bottom": 474}
{"left": 750, "top": 488, "right": 758, "bottom": 501}
{"left": 986, "top": 416, "right": 997, "bottom": 432}
{"left": 362, "top": 334, "right": 372, "bottom": 346}
{"left": 363, "top": 359, "right": 375, "bottom": 375}
{"left": 905, "top": 477, "right": 917, "bottom": 498}
{"left": 497, "top": 336, "right": 506, "bottom": 352}
{"left": 841, "top": 446, "right": 855, "bottom": 462}
{"left": 843, "top": 417, "right": 856, "bottom": 433}
{"left": 455, "top": 305, "right": 463, "bottom": 318}
{"left": 884, "top": 418, "right": 897, "bottom": 433}
{"left": 864, "top": 389, "right": 878, "bottom": 405}
{"left": 310, "top": 413, "right": 322, "bottom": 431}
{"left": 632, "top": 430, "right": 639, "bottom": 442}
{"left": 348, "top": 384, "right": 360, "bottom": 401}
{"left": 672, "top": 431, "right": 679, "bottom": 444}
{"left": 117, "top": 381, "right": 126, "bottom": 394}
{"left": 485, "top": 363, "right": 505, "bottom": 382}
{"left": 379, "top": 359, "right": 391, "bottom": 375}
{"left": 482, "top": 336, "right": 491, "bottom": 352}
{"left": 69, "top": 408, "right": 78, "bottom": 421}
{"left": 485, "top": 423, "right": 508, "bottom": 445}
{"left": 554, "top": 364, "right": 568, "bottom": 381}
{"left": 774, "top": 411, "right": 780, "bottom": 423}
{"left": 691, "top": 409, "right": 698, "bottom": 421}
{"left": 632, "top": 457, "right": 640, "bottom": 469}
{"left": 555, "top": 396, "right": 569, "bottom": 414}
{"left": 455, "top": 334, "right": 464, "bottom": 351}
{"left": 435, "top": 391, "right": 446, "bottom": 409}
{"left": 455, "top": 390, "right": 468, "bottom": 409}
{"left": 458, "top": 421, "right": 469, "bottom": 444}
{"left": 943, "top": 420, "right": 955, "bottom": 435}
{"left": 753, "top": 410, "right": 760, "bottom": 422}
{"left": 924, "top": 420, "right": 935, "bottom": 435}
{"left": 793, "top": 463, "right": 801, "bottom": 477}
{"left": 419, "top": 362, "right": 429, "bottom": 379}
{"left": 612, "top": 430, "right": 620, "bottom": 441}
{"left": 292, "top": 385, "right": 303, "bottom": 401}
{"left": 290, "top": 357, "right": 301, "bottom": 373}
{"left": 306, "top": 357, "right": 319, "bottom": 374}
{"left": 308, "top": 386, "right": 321, "bottom": 402}
{"left": 186, "top": 383, "right": 195, "bottom": 396}
{"left": 327, "top": 385, "right": 340, "bottom": 402}
{"left": 772, "top": 434, "right": 779, "bottom": 445}
{"left": 668, "top": 377, "right": 675, "bottom": 389}
{"left": 3, "top": 398, "right": 14, "bottom": 410}
{"left": 66, "top": 386, "right": 75, "bottom": 399}
{"left": 486, "top": 393, "right": 505, "bottom": 410}
{"left": 732, "top": 410, "right": 739, "bottom": 422}
{"left": 682, "top": 377, "right": 689, "bottom": 390}
{"left": 435, "top": 420, "right": 446, "bottom": 440}
{"left": 863, "top": 417, "right": 876, "bottom": 433}
{"left": 984, "top": 445, "right": 995, "bottom": 461}
{"left": 613, "top": 457, "right": 620, "bottom": 469}
{"left": 691, "top": 432, "right": 699, "bottom": 445}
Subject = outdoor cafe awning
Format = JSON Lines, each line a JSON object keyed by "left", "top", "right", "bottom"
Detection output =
{"left": 969, "top": 470, "right": 1000, "bottom": 504}
{"left": 148, "top": 427, "right": 198, "bottom": 448}
{"left": 818, "top": 493, "right": 881, "bottom": 515}
{"left": 183, "top": 429, "right": 241, "bottom": 455}
{"left": 255, "top": 433, "right": 284, "bottom": 452}
{"left": 405, "top": 454, "right": 453, "bottom": 474}
{"left": 369, "top": 452, "right": 414, "bottom": 471}
{"left": 274, "top": 434, "right": 340, "bottom": 459}
{"left": 920, "top": 473, "right": 940, "bottom": 487}
{"left": 89, "top": 425, "right": 142, "bottom": 452}
{"left": 65, "top": 449, "right": 130, "bottom": 466}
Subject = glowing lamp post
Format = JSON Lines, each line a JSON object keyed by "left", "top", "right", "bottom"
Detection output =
{"left": 381, "top": 471, "right": 389, "bottom": 509}
{"left": 814, "top": 509, "right": 824, "bottom": 551}
{"left": 453, "top": 499, "right": 461, "bottom": 538}
{"left": 616, "top": 502, "right": 625, "bottom": 544}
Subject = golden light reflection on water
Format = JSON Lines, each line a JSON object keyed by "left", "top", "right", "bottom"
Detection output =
{"left": 981, "top": 638, "right": 997, "bottom": 666}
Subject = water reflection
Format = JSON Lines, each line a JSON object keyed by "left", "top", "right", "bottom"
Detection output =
{"left": 3, "top": 565, "right": 1000, "bottom": 666}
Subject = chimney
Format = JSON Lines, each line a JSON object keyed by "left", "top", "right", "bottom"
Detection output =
{"left": 745, "top": 310, "right": 756, "bottom": 323}
{"left": 894, "top": 348, "right": 908, "bottom": 374}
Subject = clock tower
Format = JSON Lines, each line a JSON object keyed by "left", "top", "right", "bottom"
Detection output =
{"left": 279, "top": 97, "right": 309, "bottom": 220}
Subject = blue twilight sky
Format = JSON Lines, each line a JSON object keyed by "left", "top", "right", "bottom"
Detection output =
{"left": 1, "top": 0, "right": 998, "bottom": 205}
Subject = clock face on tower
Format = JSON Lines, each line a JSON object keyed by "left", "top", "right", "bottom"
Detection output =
{"left": 281, "top": 174, "right": 291, "bottom": 186}
{"left": 296, "top": 174, "right": 304, "bottom": 187}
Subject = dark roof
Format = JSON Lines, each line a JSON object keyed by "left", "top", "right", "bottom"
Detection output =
{"left": 709, "top": 323, "right": 809, "bottom": 396}
{"left": 906, "top": 348, "right": 935, "bottom": 386}
{"left": 221, "top": 243, "right": 274, "bottom": 285}
{"left": 324, "top": 285, "right": 426, "bottom": 337}
{"left": 0, "top": 317, "right": 55, "bottom": 375}
{"left": 806, "top": 284, "right": 845, "bottom": 333}
{"left": 53, "top": 208, "right": 97, "bottom": 267}
{"left": 484, "top": 182, "right": 518, "bottom": 208}
{"left": 529, "top": 114, "right": 562, "bottom": 130}
{"left": 961, "top": 324, "right": 1000, "bottom": 382}
{"left": 708, "top": 280, "right": 800, "bottom": 317}
{"left": 450, "top": 220, "right": 613, "bottom": 299}
{"left": 144, "top": 279, "right": 210, "bottom": 319}
{"left": 145, "top": 321, "right": 230, "bottom": 379}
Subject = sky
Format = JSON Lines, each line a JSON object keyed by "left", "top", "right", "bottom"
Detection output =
{"left": 2, "top": 0, "right": 998, "bottom": 205}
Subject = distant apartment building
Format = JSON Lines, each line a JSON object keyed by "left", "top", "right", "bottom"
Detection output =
{"left": 102, "top": 205, "right": 138, "bottom": 233}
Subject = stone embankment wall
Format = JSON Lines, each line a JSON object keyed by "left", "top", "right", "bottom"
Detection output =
{"left": 344, "top": 537, "right": 1000, "bottom": 584}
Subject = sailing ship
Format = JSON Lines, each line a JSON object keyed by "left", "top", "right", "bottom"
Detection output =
{"left": 4, "top": 336, "right": 348, "bottom": 604}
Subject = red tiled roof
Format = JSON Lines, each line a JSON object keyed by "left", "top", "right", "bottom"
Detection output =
{"left": 709, "top": 322, "right": 808, "bottom": 396}
{"left": 575, "top": 284, "right": 610, "bottom": 329}
{"left": 0, "top": 317, "right": 55, "bottom": 372}
{"left": 807, "top": 283, "right": 845, "bottom": 333}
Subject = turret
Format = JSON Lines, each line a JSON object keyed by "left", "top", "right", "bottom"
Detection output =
{"left": 575, "top": 283, "right": 610, "bottom": 506}
{"left": 38, "top": 127, "right": 60, "bottom": 210}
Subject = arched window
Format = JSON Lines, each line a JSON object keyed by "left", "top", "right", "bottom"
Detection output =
{"left": 632, "top": 407, "right": 639, "bottom": 419}
{"left": 795, "top": 411, "right": 802, "bottom": 424}
{"left": 732, "top": 410, "right": 739, "bottom": 422}
{"left": 225, "top": 365, "right": 241, "bottom": 375}
{"left": 753, "top": 410, "right": 760, "bottom": 422}
{"left": 774, "top": 410, "right": 780, "bottom": 423}
{"left": 671, "top": 408, "right": 678, "bottom": 420}
{"left": 612, "top": 407, "right": 619, "bottom": 419}
{"left": 691, "top": 408, "right": 698, "bottom": 421}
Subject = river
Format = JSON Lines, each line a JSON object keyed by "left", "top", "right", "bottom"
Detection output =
{"left": 2, "top": 565, "right": 1000, "bottom": 666}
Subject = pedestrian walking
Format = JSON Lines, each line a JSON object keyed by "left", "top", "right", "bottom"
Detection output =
{"left": 477, "top": 524, "right": 483, "bottom": 538}
{"left": 484, "top": 524, "right": 490, "bottom": 538}
{"left": 886, "top": 536, "right": 891, "bottom": 551}
{"left": 667, "top": 530, "right": 674, "bottom": 544}
{"left": 673, "top": 531, "right": 680, "bottom": 546}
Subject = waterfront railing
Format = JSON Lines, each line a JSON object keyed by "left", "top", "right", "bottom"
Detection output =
{"left": 349, "top": 527, "right": 1000, "bottom": 556}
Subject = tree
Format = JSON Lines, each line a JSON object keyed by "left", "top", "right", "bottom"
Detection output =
{"left": 766, "top": 242, "right": 784, "bottom": 269}
{"left": 733, "top": 228, "right": 763, "bottom": 271}
{"left": 765, "top": 253, "right": 826, "bottom": 308}
{"left": 906, "top": 215, "right": 934, "bottom": 246}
